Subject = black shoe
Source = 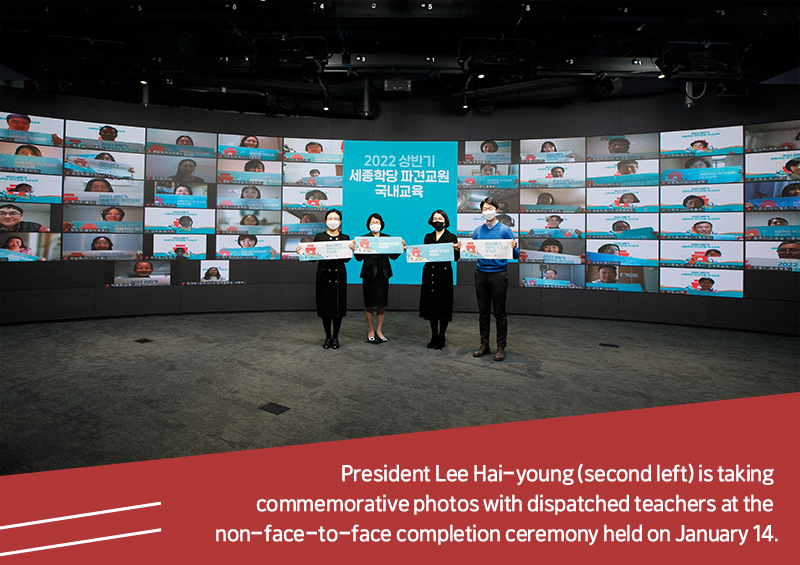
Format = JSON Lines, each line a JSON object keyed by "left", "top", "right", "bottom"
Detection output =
{"left": 435, "top": 336, "right": 445, "bottom": 350}
{"left": 473, "top": 344, "right": 490, "bottom": 357}
{"left": 427, "top": 334, "right": 438, "bottom": 348}
{"left": 331, "top": 338, "right": 340, "bottom": 349}
{"left": 322, "top": 338, "right": 332, "bottom": 349}
{"left": 367, "top": 336, "right": 376, "bottom": 344}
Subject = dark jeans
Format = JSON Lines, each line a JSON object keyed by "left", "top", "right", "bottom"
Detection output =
{"left": 475, "top": 269, "right": 508, "bottom": 348}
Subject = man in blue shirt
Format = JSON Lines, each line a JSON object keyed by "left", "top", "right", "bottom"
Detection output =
{"left": 472, "top": 197, "right": 519, "bottom": 361}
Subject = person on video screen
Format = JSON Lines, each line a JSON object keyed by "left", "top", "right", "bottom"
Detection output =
{"left": 178, "top": 216, "right": 193, "bottom": 229}
{"left": 175, "top": 135, "right": 194, "bottom": 146}
{"left": 683, "top": 195, "right": 705, "bottom": 209}
{"left": 617, "top": 160, "right": 638, "bottom": 175}
{"left": 619, "top": 193, "right": 640, "bottom": 205}
{"left": 692, "top": 221, "right": 713, "bottom": 235}
{"left": 598, "top": 243, "right": 621, "bottom": 255}
{"left": 768, "top": 217, "right": 789, "bottom": 227}
{"left": 2, "top": 235, "right": 33, "bottom": 255}
{"left": 84, "top": 178, "right": 113, "bottom": 192}
{"left": 100, "top": 207, "right": 125, "bottom": 222}
{"left": 545, "top": 215, "right": 564, "bottom": 229}
{"left": 781, "top": 183, "right": 800, "bottom": 197}
{"left": 538, "top": 239, "right": 563, "bottom": 253}
{"left": 300, "top": 213, "right": 318, "bottom": 224}
{"left": 91, "top": 236, "right": 113, "bottom": 250}
{"left": 203, "top": 267, "right": 226, "bottom": 280}
{"left": 0, "top": 204, "right": 48, "bottom": 232}
{"left": 170, "top": 159, "right": 204, "bottom": 184}
{"left": 305, "top": 189, "right": 327, "bottom": 201}
{"left": 481, "top": 140, "right": 499, "bottom": 153}
{"left": 697, "top": 277, "right": 715, "bottom": 291}
{"left": 607, "top": 137, "right": 630, "bottom": 154}
{"left": 240, "top": 214, "right": 260, "bottom": 226}
{"left": 99, "top": 126, "right": 118, "bottom": 141}
{"left": 612, "top": 221, "right": 630, "bottom": 233}
{"left": 536, "top": 192, "right": 555, "bottom": 205}
{"left": 240, "top": 136, "right": 259, "bottom": 148}
{"left": 174, "top": 186, "right": 193, "bottom": 196}
{"left": 15, "top": 145, "right": 42, "bottom": 157}
{"left": 480, "top": 164, "right": 497, "bottom": 176}
{"left": 132, "top": 261, "right": 154, "bottom": 277}
{"left": 685, "top": 157, "right": 712, "bottom": 169}
{"left": 690, "top": 140, "right": 709, "bottom": 152}
{"left": 309, "top": 169, "right": 321, "bottom": 178}
{"left": 238, "top": 234, "right": 257, "bottom": 247}
{"left": 705, "top": 249, "right": 722, "bottom": 258}
{"left": 776, "top": 240, "right": 800, "bottom": 259}
{"left": 244, "top": 160, "right": 265, "bottom": 173}
{"left": 550, "top": 167, "right": 565, "bottom": 178}
{"left": 305, "top": 142, "right": 323, "bottom": 154}
{"left": 543, "top": 268, "right": 558, "bottom": 280}
{"left": 240, "top": 186, "right": 261, "bottom": 199}
{"left": 6, "top": 113, "right": 63, "bottom": 145}
{"left": 786, "top": 160, "right": 800, "bottom": 179}
{"left": 541, "top": 141, "right": 557, "bottom": 153}
{"left": 592, "top": 265, "right": 618, "bottom": 284}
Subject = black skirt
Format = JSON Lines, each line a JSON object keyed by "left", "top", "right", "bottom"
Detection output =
{"left": 362, "top": 274, "right": 390, "bottom": 307}
{"left": 316, "top": 262, "right": 347, "bottom": 318}
{"left": 418, "top": 262, "right": 454, "bottom": 321}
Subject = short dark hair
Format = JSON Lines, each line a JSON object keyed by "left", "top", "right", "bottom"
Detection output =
{"left": 15, "top": 144, "right": 42, "bottom": 156}
{"left": 617, "top": 160, "right": 638, "bottom": 170}
{"left": 305, "top": 141, "right": 323, "bottom": 151}
{"left": 481, "top": 140, "right": 499, "bottom": 152}
{"left": 305, "top": 189, "right": 327, "bottom": 200}
{"left": 238, "top": 234, "right": 258, "bottom": 245}
{"left": 598, "top": 243, "right": 620, "bottom": 254}
{"left": 99, "top": 125, "right": 118, "bottom": 134}
{"left": 244, "top": 159, "right": 264, "bottom": 171}
{"left": 91, "top": 236, "right": 114, "bottom": 250}
{"left": 174, "top": 185, "right": 193, "bottom": 195}
{"left": 325, "top": 208, "right": 342, "bottom": 221}
{"left": 698, "top": 277, "right": 714, "bottom": 284}
{"left": 704, "top": 249, "right": 721, "bottom": 256}
{"left": 95, "top": 152, "right": 115, "bottom": 161}
{"left": 85, "top": 178, "right": 113, "bottom": 192}
{"left": 768, "top": 217, "right": 788, "bottom": 226}
{"left": 100, "top": 206, "right": 125, "bottom": 220}
{"left": 691, "top": 140, "right": 709, "bottom": 148}
{"left": 428, "top": 209, "right": 450, "bottom": 228}
{"left": 619, "top": 192, "right": 640, "bottom": 203}
{"left": 240, "top": 185, "right": 261, "bottom": 198}
{"left": 239, "top": 135, "right": 259, "bottom": 147}
{"left": 538, "top": 239, "right": 563, "bottom": 252}
{"left": 6, "top": 113, "right": 30, "bottom": 123}
{"left": 550, "top": 166, "right": 565, "bottom": 174}
{"left": 599, "top": 265, "right": 617, "bottom": 272}
{"left": 693, "top": 221, "right": 712, "bottom": 229}
{"left": 0, "top": 204, "right": 23, "bottom": 214}
{"left": 607, "top": 137, "right": 629, "bottom": 147}
{"left": 175, "top": 135, "right": 194, "bottom": 144}
{"left": 480, "top": 197, "right": 500, "bottom": 211}
{"left": 683, "top": 195, "right": 705, "bottom": 206}
{"left": 366, "top": 212, "right": 385, "bottom": 230}
{"left": 240, "top": 214, "right": 260, "bottom": 225}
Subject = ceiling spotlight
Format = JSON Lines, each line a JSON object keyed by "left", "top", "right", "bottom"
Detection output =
{"left": 477, "top": 73, "right": 485, "bottom": 79}
{"left": 658, "top": 73, "right": 666, "bottom": 79}
{"left": 525, "top": 4, "right": 530, "bottom": 11}
{"left": 320, "top": 2, "right": 324, "bottom": 8}
{"left": 139, "top": 80, "right": 148, "bottom": 85}
{"left": 462, "top": 94, "right": 468, "bottom": 109}
{"left": 372, "top": 3, "right": 376, "bottom": 8}
{"left": 323, "top": 104, "right": 330, "bottom": 111}
{"left": 631, "top": 59, "right": 642, "bottom": 65}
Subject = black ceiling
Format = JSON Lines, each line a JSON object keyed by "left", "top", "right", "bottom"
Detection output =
{"left": 2, "top": 1, "right": 798, "bottom": 118}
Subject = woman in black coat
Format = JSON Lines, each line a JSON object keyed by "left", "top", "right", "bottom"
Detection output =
{"left": 297, "top": 208, "right": 350, "bottom": 349}
{"left": 419, "top": 210, "right": 461, "bottom": 349}
{"left": 352, "top": 212, "right": 403, "bottom": 343}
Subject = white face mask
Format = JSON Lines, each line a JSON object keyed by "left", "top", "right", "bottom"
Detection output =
{"left": 482, "top": 209, "right": 497, "bottom": 221}
{"left": 326, "top": 220, "right": 340, "bottom": 230}
{"left": 369, "top": 223, "right": 381, "bottom": 233}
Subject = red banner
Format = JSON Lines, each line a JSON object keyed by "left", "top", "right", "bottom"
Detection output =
{"left": 1, "top": 393, "right": 798, "bottom": 564}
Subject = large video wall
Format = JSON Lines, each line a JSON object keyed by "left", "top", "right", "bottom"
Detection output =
{"left": 1, "top": 110, "right": 798, "bottom": 299}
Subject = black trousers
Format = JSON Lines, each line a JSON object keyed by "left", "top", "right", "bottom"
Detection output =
{"left": 475, "top": 269, "right": 508, "bottom": 348}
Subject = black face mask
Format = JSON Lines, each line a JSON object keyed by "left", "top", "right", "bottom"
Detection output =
{"left": 432, "top": 221, "right": 445, "bottom": 231}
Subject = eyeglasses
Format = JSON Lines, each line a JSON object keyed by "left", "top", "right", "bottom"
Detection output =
{"left": 0, "top": 211, "right": 22, "bottom": 217}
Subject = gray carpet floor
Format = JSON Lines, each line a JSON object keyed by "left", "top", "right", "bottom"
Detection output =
{"left": 1, "top": 311, "right": 798, "bottom": 476}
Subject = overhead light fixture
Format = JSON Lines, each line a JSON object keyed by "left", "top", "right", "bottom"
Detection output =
{"left": 462, "top": 94, "right": 468, "bottom": 109}
{"left": 631, "top": 59, "right": 642, "bottom": 66}
{"left": 477, "top": 73, "right": 485, "bottom": 79}
{"left": 658, "top": 73, "right": 666, "bottom": 79}
{"left": 323, "top": 100, "right": 330, "bottom": 111}
{"left": 139, "top": 80, "right": 148, "bottom": 85}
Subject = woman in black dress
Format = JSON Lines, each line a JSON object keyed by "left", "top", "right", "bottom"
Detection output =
{"left": 419, "top": 210, "right": 461, "bottom": 349}
{"left": 352, "top": 213, "right": 403, "bottom": 343}
{"left": 297, "top": 208, "right": 350, "bottom": 349}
